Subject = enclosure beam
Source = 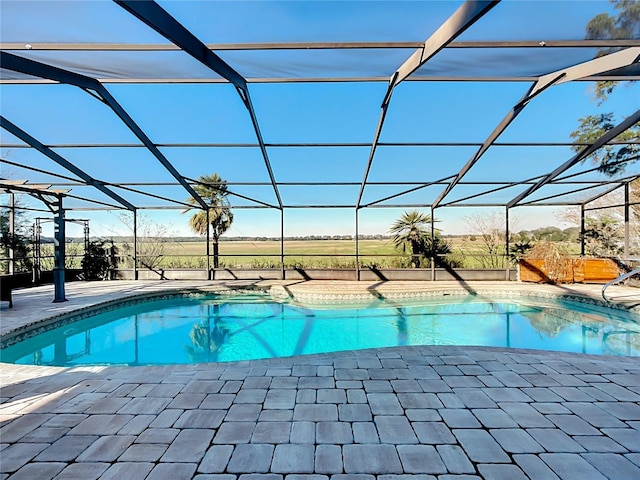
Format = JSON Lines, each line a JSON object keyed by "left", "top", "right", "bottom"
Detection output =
{"left": 431, "top": 77, "right": 560, "bottom": 208}
{"left": 115, "top": 0, "right": 283, "bottom": 210}
{"left": 509, "top": 109, "right": 640, "bottom": 207}
{"left": 0, "top": 115, "right": 136, "bottom": 211}
{"left": 5, "top": 75, "right": 640, "bottom": 85}
{"left": 356, "top": 0, "right": 499, "bottom": 209}
{"left": 439, "top": 176, "right": 546, "bottom": 207}
{"left": 393, "top": 1, "right": 500, "bottom": 86}
{"left": 555, "top": 157, "right": 640, "bottom": 182}
{"left": 3, "top": 140, "right": 639, "bottom": 149}
{"left": 516, "top": 182, "right": 628, "bottom": 207}
{"left": 584, "top": 200, "right": 640, "bottom": 212}
{"left": 0, "top": 52, "right": 208, "bottom": 210}
{"left": 114, "top": 0, "right": 246, "bottom": 89}
{"left": 582, "top": 182, "right": 627, "bottom": 206}
{"left": 187, "top": 177, "right": 278, "bottom": 209}
{"left": 4, "top": 39, "right": 640, "bottom": 51}
{"left": 363, "top": 175, "right": 456, "bottom": 208}
{"left": 433, "top": 47, "right": 640, "bottom": 208}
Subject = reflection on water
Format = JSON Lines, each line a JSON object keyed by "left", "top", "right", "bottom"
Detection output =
{"left": 2, "top": 295, "right": 639, "bottom": 366}
{"left": 184, "top": 304, "right": 230, "bottom": 363}
{"left": 522, "top": 304, "right": 640, "bottom": 357}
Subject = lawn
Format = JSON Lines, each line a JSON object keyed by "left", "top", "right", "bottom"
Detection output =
{"left": 133, "top": 239, "right": 401, "bottom": 269}
{"left": 124, "top": 237, "right": 529, "bottom": 269}
{"left": 39, "top": 236, "right": 582, "bottom": 271}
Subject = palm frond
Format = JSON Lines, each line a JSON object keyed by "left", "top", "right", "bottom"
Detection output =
{"left": 183, "top": 173, "right": 234, "bottom": 240}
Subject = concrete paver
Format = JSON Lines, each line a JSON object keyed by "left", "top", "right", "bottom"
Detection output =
{"left": 34, "top": 435, "right": 98, "bottom": 462}
{"left": 53, "top": 462, "right": 109, "bottom": 480}
{"left": 147, "top": 463, "right": 198, "bottom": 480}
{"left": 489, "top": 428, "right": 544, "bottom": 454}
{"left": 436, "top": 444, "right": 475, "bottom": 474}
{"left": 396, "top": 445, "right": 446, "bottom": 473}
{"left": 573, "top": 434, "right": 628, "bottom": 453}
{"left": 352, "top": 422, "right": 379, "bottom": 444}
{"left": 540, "top": 453, "right": 608, "bottom": 480}
{"left": 343, "top": 445, "right": 403, "bottom": 474}
{"left": 227, "top": 444, "right": 274, "bottom": 473}
{"left": 527, "top": 428, "right": 586, "bottom": 453}
{"left": 290, "top": 421, "right": 315, "bottom": 444}
{"left": 582, "top": 452, "right": 640, "bottom": 479}
{"left": 271, "top": 444, "right": 315, "bottom": 473}
{"left": 453, "top": 429, "right": 511, "bottom": 463}
{"left": 374, "top": 416, "right": 418, "bottom": 444}
{"left": 315, "top": 444, "right": 343, "bottom": 474}
{"left": 477, "top": 464, "right": 528, "bottom": 480}
{"left": 0, "top": 443, "right": 48, "bottom": 473}
{"left": 214, "top": 422, "right": 256, "bottom": 444}
{"left": 198, "top": 445, "right": 234, "bottom": 473}
{"left": 75, "top": 435, "right": 135, "bottom": 462}
{"left": 251, "top": 421, "right": 291, "bottom": 444}
{"left": 5, "top": 461, "right": 65, "bottom": 480}
{"left": 0, "top": 280, "right": 639, "bottom": 478}
{"left": 161, "top": 429, "right": 214, "bottom": 463}
{"left": 316, "top": 422, "right": 353, "bottom": 444}
{"left": 513, "top": 454, "right": 561, "bottom": 480}
{"left": 98, "top": 462, "right": 154, "bottom": 480}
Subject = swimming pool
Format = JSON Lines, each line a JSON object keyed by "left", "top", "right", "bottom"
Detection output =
{"left": 2, "top": 292, "right": 639, "bottom": 366}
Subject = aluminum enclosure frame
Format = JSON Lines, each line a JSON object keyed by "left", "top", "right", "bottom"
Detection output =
{"left": 1, "top": 0, "right": 639, "bottom": 280}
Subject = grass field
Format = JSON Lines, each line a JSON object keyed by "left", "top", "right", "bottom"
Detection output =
{"left": 36, "top": 237, "right": 583, "bottom": 271}
{"left": 129, "top": 239, "right": 400, "bottom": 269}
{"left": 120, "top": 238, "right": 547, "bottom": 269}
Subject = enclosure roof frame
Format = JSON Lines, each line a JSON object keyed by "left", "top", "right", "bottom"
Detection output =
{"left": 0, "top": 0, "right": 639, "bottom": 216}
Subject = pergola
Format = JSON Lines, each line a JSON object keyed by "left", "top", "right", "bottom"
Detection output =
{"left": 1, "top": 0, "right": 639, "bottom": 285}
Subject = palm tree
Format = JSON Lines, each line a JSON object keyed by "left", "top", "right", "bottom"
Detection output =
{"left": 422, "top": 235, "right": 461, "bottom": 268}
{"left": 389, "top": 210, "right": 434, "bottom": 268}
{"left": 185, "top": 319, "right": 230, "bottom": 362}
{"left": 183, "top": 173, "right": 233, "bottom": 268}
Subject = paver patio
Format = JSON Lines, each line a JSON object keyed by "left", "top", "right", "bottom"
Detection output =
{"left": 1, "top": 281, "right": 639, "bottom": 479}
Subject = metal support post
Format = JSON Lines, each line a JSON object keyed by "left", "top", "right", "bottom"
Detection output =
{"left": 430, "top": 207, "right": 435, "bottom": 281}
{"left": 52, "top": 194, "right": 66, "bottom": 303}
{"left": 84, "top": 221, "right": 90, "bottom": 253}
{"left": 355, "top": 208, "right": 360, "bottom": 281}
{"left": 83, "top": 220, "right": 90, "bottom": 279}
{"left": 133, "top": 210, "right": 138, "bottom": 280}
{"left": 206, "top": 207, "right": 211, "bottom": 280}
{"left": 580, "top": 205, "right": 586, "bottom": 257}
{"left": 280, "top": 209, "right": 285, "bottom": 280}
{"left": 33, "top": 218, "right": 41, "bottom": 284}
{"left": 8, "top": 193, "right": 14, "bottom": 275}
{"left": 624, "top": 182, "right": 630, "bottom": 260}
{"left": 505, "top": 207, "right": 510, "bottom": 280}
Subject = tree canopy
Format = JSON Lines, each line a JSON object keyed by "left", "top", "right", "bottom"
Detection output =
{"left": 570, "top": 113, "right": 640, "bottom": 176}
{"left": 586, "top": 0, "right": 640, "bottom": 103}
{"left": 572, "top": 0, "right": 640, "bottom": 175}
{"left": 183, "top": 173, "right": 234, "bottom": 268}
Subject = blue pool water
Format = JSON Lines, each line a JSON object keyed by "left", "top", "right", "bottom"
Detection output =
{"left": 2, "top": 294, "right": 639, "bottom": 366}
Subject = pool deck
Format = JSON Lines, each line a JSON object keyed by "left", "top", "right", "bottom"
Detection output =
{"left": 1, "top": 280, "right": 640, "bottom": 479}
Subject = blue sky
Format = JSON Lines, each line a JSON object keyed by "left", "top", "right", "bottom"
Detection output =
{"left": 1, "top": 1, "right": 638, "bottom": 239}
